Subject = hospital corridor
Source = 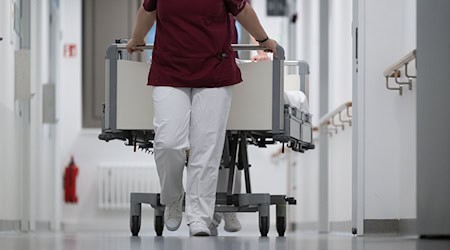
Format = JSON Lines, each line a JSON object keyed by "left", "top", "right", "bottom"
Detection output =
{"left": 1, "top": 0, "right": 450, "bottom": 249}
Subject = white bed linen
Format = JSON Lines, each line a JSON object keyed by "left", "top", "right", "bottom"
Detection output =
{"left": 284, "top": 91, "right": 309, "bottom": 112}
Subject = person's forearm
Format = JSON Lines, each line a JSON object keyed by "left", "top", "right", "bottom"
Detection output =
{"left": 131, "top": 6, "right": 156, "bottom": 41}
{"left": 235, "top": 4, "right": 268, "bottom": 42}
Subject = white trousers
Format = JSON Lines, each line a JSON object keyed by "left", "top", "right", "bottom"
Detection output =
{"left": 153, "top": 86, "right": 232, "bottom": 226}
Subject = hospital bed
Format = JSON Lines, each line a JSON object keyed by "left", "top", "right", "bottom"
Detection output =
{"left": 99, "top": 42, "right": 315, "bottom": 237}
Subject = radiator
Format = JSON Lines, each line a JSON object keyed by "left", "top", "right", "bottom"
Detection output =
{"left": 98, "top": 163, "right": 160, "bottom": 210}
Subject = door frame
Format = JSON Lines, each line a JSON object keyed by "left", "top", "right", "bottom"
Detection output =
{"left": 352, "top": 0, "right": 365, "bottom": 236}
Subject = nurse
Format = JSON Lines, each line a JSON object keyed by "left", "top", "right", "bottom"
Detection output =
{"left": 127, "top": 0, "right": 277, "bottom": 236}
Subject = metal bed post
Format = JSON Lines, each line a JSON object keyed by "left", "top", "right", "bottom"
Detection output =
{"left": 238, "top": 132, "right": 252, "bottom": 194}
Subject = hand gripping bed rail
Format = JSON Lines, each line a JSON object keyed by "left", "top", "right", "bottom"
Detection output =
{"left": 104, "top": 43, "right": 286, "bottom": 136}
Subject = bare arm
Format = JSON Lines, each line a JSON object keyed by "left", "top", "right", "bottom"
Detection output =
{"left": 127, "top": 6, "right": 156, "bottom": 53}
{"left": 235, "top": 4, "right": 278, "bottom": 57}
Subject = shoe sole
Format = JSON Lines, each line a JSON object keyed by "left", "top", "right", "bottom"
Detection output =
{"left": 166, "top": 225, "right": 181, "bottom": 231}
{"left": 165, "top": 220, "right": 182, "bottom": 231}
{"left": 224, "top": 226, "right": 242, "bottom": 232}
{"left": 192, "top": 232, "right": 210, "bottom": 236}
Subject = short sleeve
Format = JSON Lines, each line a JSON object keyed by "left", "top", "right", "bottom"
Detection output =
{"left": 224, "top": 0, "right": 247, "bottom": 16}
{"left": 143, "top": 0, "right": 157, "bottom": 12}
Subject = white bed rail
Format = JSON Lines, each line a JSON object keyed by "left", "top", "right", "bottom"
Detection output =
{"left": 104, "top": 43, "right": 287, "bottom": 133}
{"left": 384, "top": 50, "right": 417, "bottom": 95}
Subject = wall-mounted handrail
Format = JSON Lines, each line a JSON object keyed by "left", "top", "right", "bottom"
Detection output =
{"left": 313, "top": 101, "right": 352, "bottom": 138}
{"left": 384, "top": 50, "right": 417, "bottom": 95}
{"left": 383, "top": 50, "right": 416, "bottom": 77}
{"left": 319, "top": 102, "right": 352, "bottom": 126}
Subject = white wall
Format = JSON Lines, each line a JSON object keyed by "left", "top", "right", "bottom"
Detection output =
{"left": 328, "top": 0, "right": 353, "bottom": 227}
{"left": 294, "top": 143, "right": 320, "bottom": 228}
{"left": 294, "top": 0, "right": 353, "bottom": 231}
{"left": 62, "top": 131, "right": 156, "bottom": 230}
{"left": 0, "top": 0, "right": 22, "bottom": 223}
{"left": 357, "top": 0, "right": 417, "bottom": 224}
{"left": 399, "top": 0, "right": 417, "bottom": 220}
{"left": 55, "top": 0, "right": 82, "bottom": 230}
{"left": 291, "top": 0, "right": 321, "bottom": 229}
{"left": 329, "top": 129, "right": 352, "bottom": 225}
{"left": 251, "top": 0, "right": 290, "bottom": 57}
{"left": 329, "top": 0, "right": 353, "bottom": 109}
{"left": 57, "top": 0, "right": 83, "bottom": 160}
{"left": 298, "top": 0, "right": 320, "bottom": 125}
{"left": 34, "top": 0, "right": 58, "bottom": 228}
{"left": 0, "top": 0, "right": 59, "bottom": 230}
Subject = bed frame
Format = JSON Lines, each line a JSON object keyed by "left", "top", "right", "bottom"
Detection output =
{"left": 99, "top": 42, "right": 314, "bottom": 237}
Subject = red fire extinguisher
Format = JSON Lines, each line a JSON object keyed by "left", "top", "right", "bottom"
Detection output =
{"left": 64, "top": 156, "right": 79, "bottom": 203}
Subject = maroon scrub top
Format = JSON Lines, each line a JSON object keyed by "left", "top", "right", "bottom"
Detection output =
{"left": 143, "top": 0, "right": 247, "bottom": 88}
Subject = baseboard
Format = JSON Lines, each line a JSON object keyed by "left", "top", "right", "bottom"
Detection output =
{"left": 330, "top": 221, "right": 352, "bottom": 233}
{"left": 35, "top": 221, "right": 52, "bottom": 231}
{"left": 293, "top": 221, "right": 353, "bottom": 234}
{"left": 0, "top": 220, "right": 53, "bottom": 232}
{"left": 364, "top": 219, "right": 399, "bottom": 235}
{"left": 364, "top": 219, "right": 417, "bottom": 235}
{"left": 398, "top": 219, "right": 417, "bottom": 235}
{"left": 0, "top": 220, "right": 21, "bottom": 232}
{"left": 291, "top": 221, "right": 319, "bottom": 231}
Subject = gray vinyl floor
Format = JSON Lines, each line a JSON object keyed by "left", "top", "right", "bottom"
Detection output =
{"left": 1, "top": 230, "right": 450, "bottom": 250}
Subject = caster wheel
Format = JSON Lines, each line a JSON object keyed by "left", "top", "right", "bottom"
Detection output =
{"left": 155, "top": 215, "right": 164, "bottom": 236}
{"left": 130, "top": 215, "right": 141, "bottom": 236}
{"left": 276, "top": 216, "right": 286, "bottom": 237}
{"left": 352, "top": 228, "right": 357, "bottom": 235}
{"left": 259, "top": 216, "right": 269, "bottom": 237}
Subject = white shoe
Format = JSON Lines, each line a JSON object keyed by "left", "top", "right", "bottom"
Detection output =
{"left": 223, "top": 213, "right": 242, "bottom": 232}
{"left": 189, "top": 221, "right": 210, "bottom": 236}
{"left": 164, "top": 193, "right": 184, "bottom": 231}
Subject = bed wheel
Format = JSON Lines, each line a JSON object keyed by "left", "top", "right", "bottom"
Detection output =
{"left": 130, "top": 215, "right": 141, "bottom": 236}
{"left": 259, "top": 216, "right": 269, "bottom": 237}
{"left": 154, "top": 215, "right": 164, "bottom": 236}
{"left": 276, "top": 216, "right": 286, "bottom": 237}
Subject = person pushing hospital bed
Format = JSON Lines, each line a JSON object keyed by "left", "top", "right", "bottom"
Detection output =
{"left": 125, "top": 0, "right": 284, "bottom": 237}
{"left": 102, "top": 2, "right": 314, "bottom": 232}
{"left": 123, "top": 1, "right": 308, "bottom": 235}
